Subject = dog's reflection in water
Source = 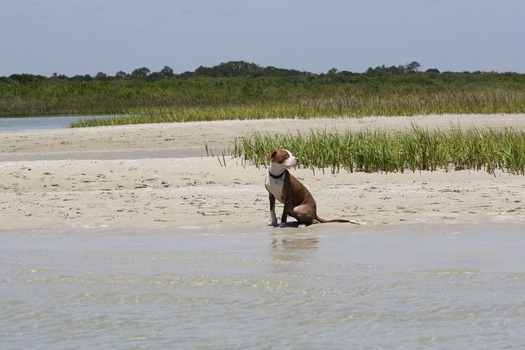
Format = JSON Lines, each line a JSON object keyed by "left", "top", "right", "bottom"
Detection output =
{"left": 270, "top": 231, "right": 318, "bottom": 262}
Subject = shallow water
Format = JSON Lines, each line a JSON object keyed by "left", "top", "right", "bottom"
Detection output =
{"left": 0, "top": 116, "right": 113, "bottom": 132}
{"left": 1, "top": 224, "right": 524, "bottom": 349}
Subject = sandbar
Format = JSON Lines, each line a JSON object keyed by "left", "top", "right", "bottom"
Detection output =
{"left": 1, "top": 114, "right": 524, "bottom": 231}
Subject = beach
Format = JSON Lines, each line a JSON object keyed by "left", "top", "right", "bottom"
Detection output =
{"left": 1, "top": 114, "right": 524, "bottom": 231}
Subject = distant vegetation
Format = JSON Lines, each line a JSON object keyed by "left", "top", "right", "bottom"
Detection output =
{"left": 1, "top": 60, "right": 315, "bottom": 83}
{"left": 1, "top": 61, "right": 525, "bottom": 126}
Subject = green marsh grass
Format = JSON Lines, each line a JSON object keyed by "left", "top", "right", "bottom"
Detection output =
{"left": 69, "top": 104, "right": 307, "bottom": 127}
{"left": 230, "top": 127, "right": 525, "bottom": 175}
{"left": 2, "top": 73, "right": 525, "bottom": 124}
{"left": 70, "top": 86, "right": 525, "bottom": 127}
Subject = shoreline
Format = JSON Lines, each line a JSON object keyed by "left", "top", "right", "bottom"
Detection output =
{"left": 1, "top": 114, "right": 524, "bottom": 231}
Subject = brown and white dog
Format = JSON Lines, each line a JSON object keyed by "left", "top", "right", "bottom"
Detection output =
{"left": 265, "top": 149, "right": 352, "bottom": 227}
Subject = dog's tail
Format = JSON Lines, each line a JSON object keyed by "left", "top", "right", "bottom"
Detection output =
{"left": 316, "top": 217, "right": 360, "bottom": 225}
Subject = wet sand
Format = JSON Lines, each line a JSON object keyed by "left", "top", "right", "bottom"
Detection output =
{"left": 1, "top": 114, "right": 524, "bottom": 231}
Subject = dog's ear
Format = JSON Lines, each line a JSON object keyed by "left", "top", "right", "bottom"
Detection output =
{"left": 266, "top": 151, "right": 277, "bottom": 161}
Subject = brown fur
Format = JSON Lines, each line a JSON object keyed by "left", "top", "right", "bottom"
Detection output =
{"left": 266, "top": 150, "right": 350, "bottom": 226}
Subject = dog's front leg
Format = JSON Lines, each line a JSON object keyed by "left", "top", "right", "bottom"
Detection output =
{"left": 269, "top": 193, "right": 278, "bottom": 227}
{"left": 281, "top": 204, "right": 289, "bottom": 225}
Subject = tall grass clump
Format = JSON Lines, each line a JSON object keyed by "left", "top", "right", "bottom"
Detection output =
{"left": 231, "top": 127, "right": 525, "bottom": 175}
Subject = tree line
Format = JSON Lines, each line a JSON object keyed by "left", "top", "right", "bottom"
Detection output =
{"left": 1, "top": 60, "right": 497, "bottom": 84}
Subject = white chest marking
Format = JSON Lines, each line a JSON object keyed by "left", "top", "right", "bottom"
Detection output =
{"left": 265, "top": 176, "right": 285, "bottom": 203}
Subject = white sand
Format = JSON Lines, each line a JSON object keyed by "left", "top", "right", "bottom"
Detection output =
{"left": 1, "top": 114, "right": 524, "bottom": 231}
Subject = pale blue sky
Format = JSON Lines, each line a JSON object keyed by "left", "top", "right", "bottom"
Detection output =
{"left": 1, "top": 0, "right": 524, "bottom": 76}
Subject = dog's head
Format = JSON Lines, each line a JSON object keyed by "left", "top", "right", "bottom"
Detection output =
{"left": 267, "top": 149, "right": 298, "bottom": 169}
